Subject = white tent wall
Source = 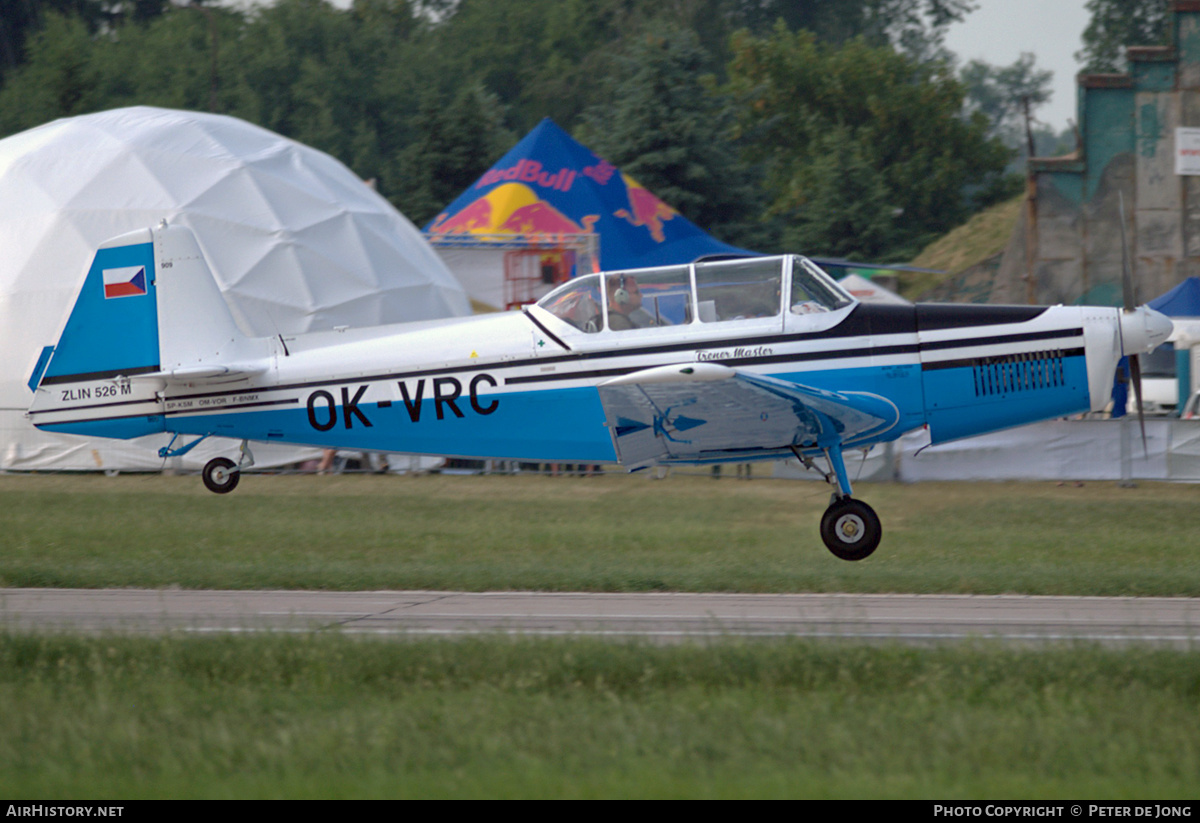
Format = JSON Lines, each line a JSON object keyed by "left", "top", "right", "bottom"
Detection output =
{"left": 0, "top": 410, "right": 322, "bottom": 473}
{"left": 427, "top": 233, "right": 599, "bottom": 312}
{"left": 0, "top": 107, "right": 469, "bottom": 471}
{"left": 431, "top": 247, "right": 509, "bottom": 311}
{"left": 893, "top": 420, "right": 1171, "bottom": 482}
{"left": 775, "top": 419, "right": 1200, "bottom": 483}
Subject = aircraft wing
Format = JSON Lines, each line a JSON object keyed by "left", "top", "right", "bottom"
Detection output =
{"left": 597, "top": 363, "right": 900, "bottom": 468}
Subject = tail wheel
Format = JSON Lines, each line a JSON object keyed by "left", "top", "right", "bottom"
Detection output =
{"left": 820, "top": 498, "right": 881, "bottom": 561}
{"left": 202, "top": 457, "right": 240, "bottom": 494}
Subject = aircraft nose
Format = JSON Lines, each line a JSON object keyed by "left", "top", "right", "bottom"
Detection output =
{"left": 1120, "top": 306, "right": 1174, "bottom": 355}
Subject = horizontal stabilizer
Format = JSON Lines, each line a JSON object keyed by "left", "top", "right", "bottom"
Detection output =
{"left": 136, "top": 364, "right": 268, "bottom": 383}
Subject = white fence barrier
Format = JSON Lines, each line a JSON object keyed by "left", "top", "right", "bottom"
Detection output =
{"left": 778, "top": 418, "right": 1200, "bottom": 483}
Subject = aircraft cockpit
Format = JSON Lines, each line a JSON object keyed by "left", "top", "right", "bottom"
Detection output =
{"left": 533, "top": 255, "right": 855, "bottom": 337}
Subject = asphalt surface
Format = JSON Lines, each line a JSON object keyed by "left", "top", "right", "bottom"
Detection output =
{"left": 2, "top": 589, "right": 1199, "bottom": 646}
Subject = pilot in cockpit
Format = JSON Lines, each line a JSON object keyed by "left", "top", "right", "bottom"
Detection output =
{"left": 607, "top": 273, "right": 656, "bottom": 330}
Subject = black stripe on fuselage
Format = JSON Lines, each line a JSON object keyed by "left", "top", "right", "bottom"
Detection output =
{"left": 523, "top": 308, "right": 571, "bottom": 351}
{"left": 38, "top": 365, "right": 161, "bottom": 386}
{"left": 31, "top": 395, "right": 300, "bottom": 422}
{"left": 162, "top": 397, "right": 300, "bottom": 417}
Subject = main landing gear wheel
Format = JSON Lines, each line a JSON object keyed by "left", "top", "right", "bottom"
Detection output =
{"left": 820, "top": 498, "right": 881, "bottom": 561}
{"left": 202, "top": 457, "right": 240, "bottom": 494}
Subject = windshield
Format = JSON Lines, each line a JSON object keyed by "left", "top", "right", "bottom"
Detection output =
{"left": 537, "top": 274, "right": 602, "bottom": 332}
{"left": 791, "top": 257, "right": 854, "bottom": 313}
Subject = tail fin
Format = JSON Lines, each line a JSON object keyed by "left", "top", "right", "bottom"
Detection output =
{"left": 28, "top": 222, "right": 265, "bottom": 439}
{"left": 38, "top": 227, "right": 161, "bottom": 387}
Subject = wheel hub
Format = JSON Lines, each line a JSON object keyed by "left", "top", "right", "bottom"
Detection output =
{"left": 835, "top": 514, "right": 865, "bottom": 543}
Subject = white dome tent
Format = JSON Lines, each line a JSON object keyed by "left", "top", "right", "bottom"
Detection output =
{"left": 0, "top": 106, "right": 470, "bottom": 471}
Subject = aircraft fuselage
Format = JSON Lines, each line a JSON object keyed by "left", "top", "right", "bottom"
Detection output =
{"left": 33, "top": 298, "right": 1130, "bottom": 464}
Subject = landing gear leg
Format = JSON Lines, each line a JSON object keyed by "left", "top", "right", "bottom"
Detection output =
{"left": 793, "top": 444, "right": 882, "bottom": 561}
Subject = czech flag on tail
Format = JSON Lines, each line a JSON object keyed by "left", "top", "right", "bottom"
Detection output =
{"left": 102, "top": 265, "right": 147, "bottom": 299}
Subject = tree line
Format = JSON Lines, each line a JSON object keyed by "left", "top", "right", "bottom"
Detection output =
{"left": 0, "top": 0, "right": 1145, "bottom": 261}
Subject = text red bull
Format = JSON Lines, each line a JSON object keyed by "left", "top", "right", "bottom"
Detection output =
{"left": 476, "top": 159, "right": 576, "bottom": 192}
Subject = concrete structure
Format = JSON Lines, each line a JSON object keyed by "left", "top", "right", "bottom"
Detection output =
{"left": 987, "top": 2, "right": 1200, "bottom": 307}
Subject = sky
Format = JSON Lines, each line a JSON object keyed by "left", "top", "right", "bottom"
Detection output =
{"left": 942, "top": 0, "right": 1092, "bottom": 132}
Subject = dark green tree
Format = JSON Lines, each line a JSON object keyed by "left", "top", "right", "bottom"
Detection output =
{"left": 421, "top": 0, "right": 640, "bottom": 133}
{"left": 578, "top": 23, "right": 765, "bottom": 248}
{"left": 0, "top": 0, "right": 1010, "bottom": 244}
{"left": 786, "top": 126, "right": 897, "bottom": 260}
{"left": 392, "top": 83, "right": 513, "bottom": 225}
{"left": 1077, "top": 0, "right": 1170, "bottom": 73}
{"left": 728, "top": 24, "right": 1011, "bottom": 259}
{"left": 0, "top": 1, "right": 176, "bottom": 80}
{"left": 0, "top": 5, "right": 242, "bottom": 135}
{"left": 723, "top": 0, "right": 974, "bottom": 59}
{"left": 0, "top": 12, "right": 100, "bottom": 131}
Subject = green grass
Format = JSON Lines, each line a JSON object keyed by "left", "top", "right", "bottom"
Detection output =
{"left": 0, "top": 634, "right": 1197, "bottom": 799}
{"left": 3, "top": 473, "right": 1199, "bottom": 799}
{"left": 903, "top": 195, "right": 1023, "bottom": 299}
{"left": 1, "top": 473, "right": 1199, "bottom": 595}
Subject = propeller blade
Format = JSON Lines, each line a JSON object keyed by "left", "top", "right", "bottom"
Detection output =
{"left": 1118, "top": 193, "right": 1149, "bottom": 456}
{"left": 1119, "top": 192, "right": 1136, "bottom": 312}
{"left": 1128, "top": 353, "right": 1148, "bottom": 456}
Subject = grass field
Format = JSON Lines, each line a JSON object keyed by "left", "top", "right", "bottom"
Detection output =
{"left": 3, "top": 471, "right": 1199, "bottom": 798}
{"left": 1, "top": 472, "right": 1198, "bottom": 595}
{"left": 0, "top": 633, "right": 1197, "bottom": 799}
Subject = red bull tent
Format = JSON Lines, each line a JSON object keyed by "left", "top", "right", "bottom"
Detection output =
{"left": 425, "top": 118, "right": 753, "bottom": 309}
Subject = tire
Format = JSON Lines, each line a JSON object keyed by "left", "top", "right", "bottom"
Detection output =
{"left": 819, "top": 498, "right": 881, "bottom": 561}
{"left": 202, "top": 457, "right": 240, "bottom": 494}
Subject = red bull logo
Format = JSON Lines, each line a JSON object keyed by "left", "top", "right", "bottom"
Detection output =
{"left": 475, "top": 159, "right": 576, "bottom": 192}
{"left": 613, "top": 174, "right": 677, "bottom": 243}
{"left": 583, "top": 159, "right": 616, "bottom": 185}
{"left": 428, "top": 197, "right": 494, "bottom": 234}
{"left": 429, "top": 183, "right": 599, "bottom": 236}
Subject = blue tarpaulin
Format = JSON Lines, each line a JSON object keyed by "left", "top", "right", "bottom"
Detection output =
{"left": 1148, "top": 277, "right": 1200, "bottom": 317}
{"left": 1112, "top": 278, "right": 1200, "bottom": 416}
{"left": 425, "top": 118, "right": 754, "bottom": 271}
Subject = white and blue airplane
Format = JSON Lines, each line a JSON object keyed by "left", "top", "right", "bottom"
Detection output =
{"left": 26, "top": 222, "right": 1173, "bottom": 560}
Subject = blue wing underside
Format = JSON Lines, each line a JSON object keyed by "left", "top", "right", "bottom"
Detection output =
{"left": 597, "top": 365, "right": 900, "bottom": 469}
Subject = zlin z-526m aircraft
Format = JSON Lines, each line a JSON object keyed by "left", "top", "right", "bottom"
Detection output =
{"left": 27, "top": 222, "right": 1173, "bottom": 560}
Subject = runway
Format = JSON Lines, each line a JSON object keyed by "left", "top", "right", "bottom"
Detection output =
{"left": 1, "top": 589, "right": 1199, "bottom": 646}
